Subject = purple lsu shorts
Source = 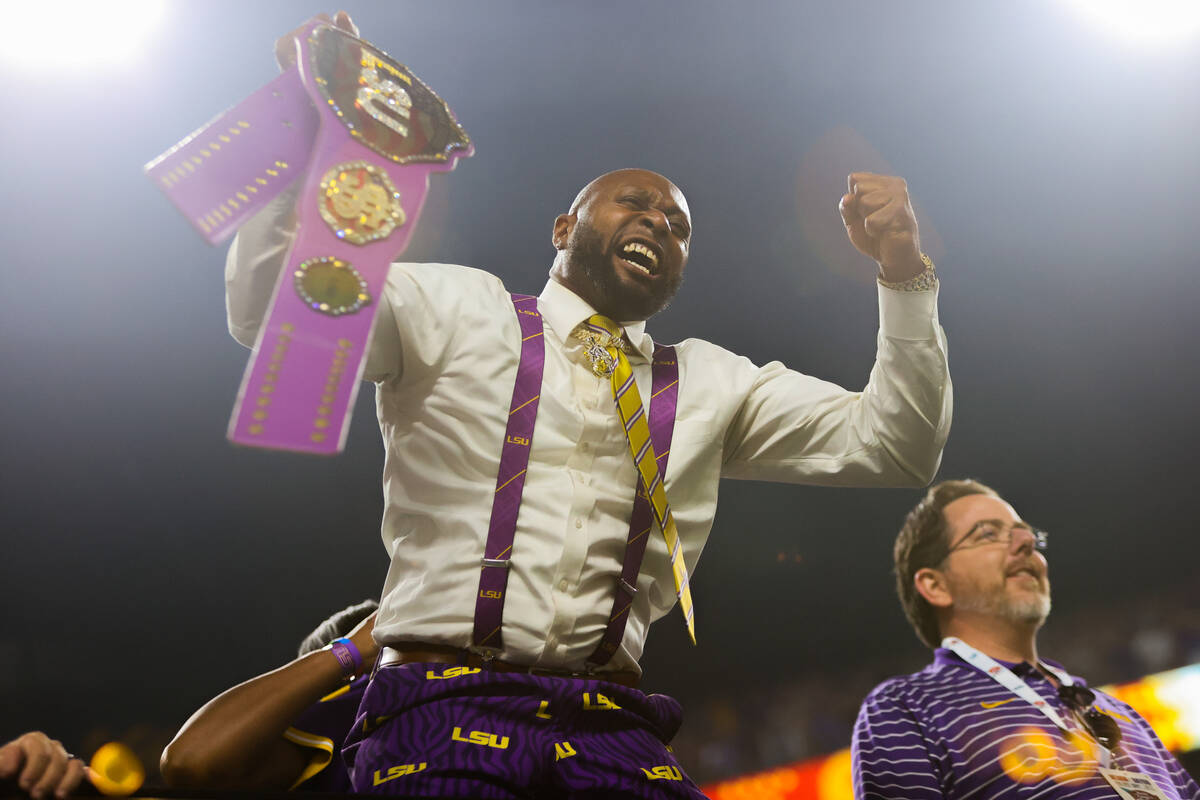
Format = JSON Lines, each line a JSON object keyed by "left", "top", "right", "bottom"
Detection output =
{"left": 342, "top": 661, "right": 709, "bottom": 798}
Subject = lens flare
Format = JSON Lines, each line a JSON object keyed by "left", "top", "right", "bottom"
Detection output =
{"left": 999, "top": 727, "right": 1059, "bottom": 784}
{"left": 1060, "top": 0, "right": 1200, "bottom": 45}
{"left": 1, "top": 1, "right": 166, "bottom": 70}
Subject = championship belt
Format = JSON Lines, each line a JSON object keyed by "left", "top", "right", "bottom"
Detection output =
{"left": 145, "top": 19, "right": 472, "bottom": 454}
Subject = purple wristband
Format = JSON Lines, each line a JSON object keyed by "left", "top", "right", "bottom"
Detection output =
{"left": 329, "top": 637, "right": 362, "bottom": 676}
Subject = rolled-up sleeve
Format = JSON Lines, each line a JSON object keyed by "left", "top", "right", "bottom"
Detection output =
{"left": 223, "top": 184, "right": 403, "bottom": 382}
{"left": 224, "top": 184, "right": 300, "bottom": 348}
{"left": 721, "top": 283, "right": 951, "bottom": 487}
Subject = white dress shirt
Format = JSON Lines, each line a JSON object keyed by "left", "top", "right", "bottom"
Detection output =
{"left": 226, "top": 192, "right": 952, "bottom": 674}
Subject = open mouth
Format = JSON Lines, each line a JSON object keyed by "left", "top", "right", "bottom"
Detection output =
{"left": 617, "top": 241, "right": 659, "bottom": 277}
{"left": 1007, "top": 566, "right": 1042, "bottom": 582}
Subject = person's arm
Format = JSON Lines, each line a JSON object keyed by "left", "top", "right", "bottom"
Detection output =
{"left": 0, "top": 732, "right": 89, "bottom": 800}
{"left": 1117, "top": 700, "right": 1200, "bottom": 800}
{"left": 1154, "top": 740, "right": 1200, "bottom": 800}
{"left": 160, "top": 612, "right": 377, "bottom": 791}
{"left": 223, "top": 10, "right": 403, "bottom": 380}
{"left": 720, "top": 173, "right": 951, "bottom": 487}
{"left": 852, "top": 685, "right": 946, "bottom": 800}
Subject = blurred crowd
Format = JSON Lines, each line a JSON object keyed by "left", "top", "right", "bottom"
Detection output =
{"left": 673, "top": 581, "right": 1200, "bottom": 785}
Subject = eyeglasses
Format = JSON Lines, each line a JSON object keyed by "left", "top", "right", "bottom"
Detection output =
{"left": 943, "top": 519, "right": 1048, "bottom": 559}
{"left": 1057, "top": 683, "right": 1123, "bottom": 751}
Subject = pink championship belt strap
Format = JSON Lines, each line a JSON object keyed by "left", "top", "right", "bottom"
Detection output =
{"left": 144, "top": 67, "right": 318, "bottom": 244}
{"left": 145, "top": 20, "right": 473, "bottom": 454}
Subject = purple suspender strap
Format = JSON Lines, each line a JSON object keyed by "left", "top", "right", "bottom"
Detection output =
{"left": 586, "top": 344, "right": 679, "bottom": 668}
{"left": 470, "top": 314, "right": 680, "bottom": 667}
{"left": 471, "top": 294, "right": 545, "bottom": 653}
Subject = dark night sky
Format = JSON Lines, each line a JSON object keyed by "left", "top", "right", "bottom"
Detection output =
{"left": 2, "top": 0, "right": 1198, "bottom": 760}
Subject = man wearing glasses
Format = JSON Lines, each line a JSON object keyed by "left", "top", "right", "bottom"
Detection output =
{"left": 852, "top": 479, "right": 1199, "bottom": 800}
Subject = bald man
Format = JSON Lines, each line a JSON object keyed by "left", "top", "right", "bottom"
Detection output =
{"left": 227, "top": 29, "right": 952, "bottom": 789}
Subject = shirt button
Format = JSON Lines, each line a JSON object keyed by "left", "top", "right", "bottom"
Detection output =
{"left": 558, "top": 579, "right": 569, "bottom": 591}
{"left": 575, "top": 518, "right": 583, "bottom": 529}
{"left": 580, "top": 442, "right": 590, "bottom": 453}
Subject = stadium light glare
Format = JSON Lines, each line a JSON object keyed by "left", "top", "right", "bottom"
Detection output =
{"left": 1060, "top": 0, "right": 1200, "bottom": 45}
{"left": 2, "top": 1, "right": 166, "bottom": 70}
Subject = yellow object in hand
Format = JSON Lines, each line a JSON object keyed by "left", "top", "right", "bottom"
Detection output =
{"left": 88, "top": 742, "right": 145, "bottom": 796}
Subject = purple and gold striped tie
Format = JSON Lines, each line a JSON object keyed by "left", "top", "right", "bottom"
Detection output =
{"left": 576, "top": 314, "right": 696, "bottom": 644}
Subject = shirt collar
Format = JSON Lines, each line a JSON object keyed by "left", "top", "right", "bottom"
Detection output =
{"left": 933, "top": 648, "right": 1075, "bottom": 681}
{"left": 934, "top": 646, "right": 1021, "bottom": 670}
{"left": 538, "top": 277, "right": 654, "bottom": 361}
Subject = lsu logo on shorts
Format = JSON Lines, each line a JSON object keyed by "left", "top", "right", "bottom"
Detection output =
{"left": 581, "top": 692, "right": 622, "bottom": 711}
{"left": 426, "top": 666, "right": 482, "bottom": 680}
{"left": 451, "top": 726, "right": 510, "bottom": 750}
{"left": 372, "top": 762, "right": 427, "bottom": 785}
{"left": 642, "top": 765, "right": 683, "bottom": 781}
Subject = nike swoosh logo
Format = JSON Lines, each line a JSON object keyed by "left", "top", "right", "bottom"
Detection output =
{"left": 980, "top": 699, "right": 1016, "bottom": 709}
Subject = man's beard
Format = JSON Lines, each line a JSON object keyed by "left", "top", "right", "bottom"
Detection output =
{"left": 569, "top": 221, "right": 681, "bottom": 321}
{"left": 952, "top": 577, "right": 1052, "bottom": 627}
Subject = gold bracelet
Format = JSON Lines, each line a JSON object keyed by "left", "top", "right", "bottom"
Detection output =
{"left": 878, "top": 253, "right": 937, "bottom": 292}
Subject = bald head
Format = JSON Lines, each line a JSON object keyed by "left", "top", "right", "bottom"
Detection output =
{"left": 567, "top": 169, "right": 690, "bottom": 219}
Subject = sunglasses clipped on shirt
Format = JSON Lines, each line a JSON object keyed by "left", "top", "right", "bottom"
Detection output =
{"left": 1057, "top": 683, "right": 1123, "bottom": 752}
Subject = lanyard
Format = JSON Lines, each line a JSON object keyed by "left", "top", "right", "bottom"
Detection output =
{"left": 941, "top": 636, "right": 1076, "bottom": 731}
{"left": 943, "top": 637, "right": 1116, "bottom": 768}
